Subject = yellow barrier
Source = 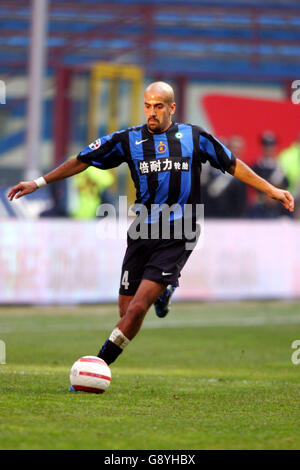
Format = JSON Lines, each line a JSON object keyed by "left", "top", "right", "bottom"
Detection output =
{"left": 88, "top": 63, "right": 144, "bottom": 204}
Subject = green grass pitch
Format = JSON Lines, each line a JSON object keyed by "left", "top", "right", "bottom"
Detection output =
{"left": 0, "top": 301, "right": 300, "bottom": 450}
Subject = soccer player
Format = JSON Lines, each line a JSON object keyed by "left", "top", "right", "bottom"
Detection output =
{"left": 8, "top": 81, "right": 294, "bottom": 369}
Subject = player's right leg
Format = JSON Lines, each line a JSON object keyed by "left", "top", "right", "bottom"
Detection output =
{"left": 97, "top": 236, "right": 151, "bottom": 365}
{"left": 97, "top": 279, "right": 165, "bottom": 365}
{"left": 116, "top": 279, "right": 165, "bottom": 339}
{"left": 118, "top": 294, "right": 133, "bottom": 318}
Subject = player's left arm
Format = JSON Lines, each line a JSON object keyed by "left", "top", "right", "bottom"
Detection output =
{"left": 228, "top": 158, "right": 294, "bottom": 212}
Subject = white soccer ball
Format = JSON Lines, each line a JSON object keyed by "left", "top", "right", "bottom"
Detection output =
{"left": 70, "top": 355, "right": 111, "bottom": 393}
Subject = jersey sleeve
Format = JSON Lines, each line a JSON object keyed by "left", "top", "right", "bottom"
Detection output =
{"left": 77, "top": 130, "right": 127, "bottom": 170}
{"left": 197, "top": 127, "right": 236, "bottom": 173}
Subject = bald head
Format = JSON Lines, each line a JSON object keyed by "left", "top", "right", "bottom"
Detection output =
{"left": 144, "top": 81, "right": 176, "bottom": 133}
{"left": 144, "top": 81, "right": 175, "bottom": 106}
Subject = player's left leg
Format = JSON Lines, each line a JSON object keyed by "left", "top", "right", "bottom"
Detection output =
{"left": 154, "top": 284, "right": 177, "bottom": 318}
{"left": 97, "top": 279, "right": 165, "bottom": 365}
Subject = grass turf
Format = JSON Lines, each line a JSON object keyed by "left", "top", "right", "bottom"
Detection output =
{"left": 0, "top": 301, "right": 300, "bottom": 450}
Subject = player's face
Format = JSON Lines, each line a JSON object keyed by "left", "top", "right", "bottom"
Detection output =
{"left": 144, "top": 91, "right": 176, "bottom": 133}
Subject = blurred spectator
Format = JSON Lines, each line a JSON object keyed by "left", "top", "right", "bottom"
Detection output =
{"left": 69, "top": 165, "right": 115, "bottom": 219}
{"left": 247, "top": 131, "right": 289, "bottom": 218}
{"left": 41, "top": 161, "right": 116, "bottom": 219}
{"left": 202, "top": 135, "right": 247, "bottom": 218}
{"left": 39, "top": 180, "right": 68, "bottom": 217}
{"left": 278, "top": 133, "right": 300, "bottom": 218}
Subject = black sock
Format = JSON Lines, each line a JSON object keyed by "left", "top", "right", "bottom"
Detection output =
{"left": 98, "top": 339, "right": 123, "bottom": 365}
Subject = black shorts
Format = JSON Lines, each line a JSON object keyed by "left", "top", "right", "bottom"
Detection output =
{"left": 119, "top": 234, "right": 198, "bottom": 296}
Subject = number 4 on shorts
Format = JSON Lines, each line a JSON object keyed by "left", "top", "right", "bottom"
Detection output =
{"left": 121, "top": 270, "right": 129, "bottom": 290}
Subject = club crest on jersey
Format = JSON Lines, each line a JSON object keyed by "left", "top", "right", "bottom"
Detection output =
{"left": 156, "top": 141, "right": 167, "bottom": 154}
{"left": 89, "top": 138, "right": 101, "bottom": 150}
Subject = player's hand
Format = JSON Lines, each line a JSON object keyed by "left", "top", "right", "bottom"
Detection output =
{"left": 7, "top": 181, "right": 38, "bottom": 201}
{"left": 267, "top": 187, "right": 294, "bottom": 212}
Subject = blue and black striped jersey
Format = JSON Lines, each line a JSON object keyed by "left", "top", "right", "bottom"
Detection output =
{"left": 77, "top": 122, "right": 236, "bottom": 222}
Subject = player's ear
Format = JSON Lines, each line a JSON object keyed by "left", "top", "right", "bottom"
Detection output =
{"left": 170, "top": 102, "right": 176, "bottom": 116}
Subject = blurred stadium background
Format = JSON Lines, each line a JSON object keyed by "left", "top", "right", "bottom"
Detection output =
{"left": 1, "top": 0, "right": 300, "bottom": 305}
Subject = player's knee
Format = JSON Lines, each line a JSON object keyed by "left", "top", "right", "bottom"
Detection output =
{"left": 118, "top": 301, "right": 127, "bottom": 318}
{"left": 118, "top": 296, "right": 132, "bottom": 318}
{"left": 119, "top": 307, "right": 126, "bottom": 318}
{"left": 126, "top": 300, "right": 147, "bottom": 321}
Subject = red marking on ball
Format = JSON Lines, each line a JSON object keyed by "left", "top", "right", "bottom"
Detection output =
{"left": 79, "top": 357, "right": 107, "bottom": 365}
{"left": 79, "top": 371, "right": 111, "bottom": 381}
{"left": 73, "top": 385, "right": 105, "bottom": 394}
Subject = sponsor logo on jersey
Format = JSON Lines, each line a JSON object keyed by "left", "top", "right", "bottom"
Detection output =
{"left": 138, "top": 157, "right": 190, "bottom": 175}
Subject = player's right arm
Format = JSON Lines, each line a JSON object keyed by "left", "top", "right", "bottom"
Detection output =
{"left": 8, "top": 130, "right": 127, "bottom": 201}
{"left": 8, "top": 157, "right": 89, "bottom": 201}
